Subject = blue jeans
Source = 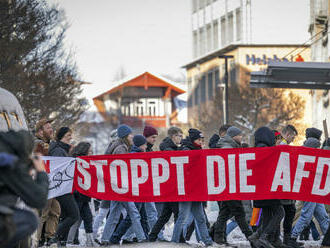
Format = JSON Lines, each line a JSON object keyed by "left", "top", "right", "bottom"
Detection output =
{"left": 101, "top": 201, "right": 145, "bottom": 242}
{"left": 171, "top": 202, "right": 212, "bottom": 245}
{"left": 5, "top": 209, "right": 38, "bottom": 248}
{"left": 292, "top": 202, "right": 329, "bottom": 238}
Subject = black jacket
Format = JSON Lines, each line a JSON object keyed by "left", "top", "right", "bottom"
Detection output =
{"left": 48, "top": 141, "right": 70, "bottom": 157}
{"left": 209, "top": 134, "right": 220, "bottom": 148}
{"left": 253, "top": 127, "right": 280, "bottom": 208}
{"left": 181, "top": 137, "right": 201, "bottom": 151}
{"left": 0, "top": 131, "right": 49, "bottom": 209}
{"left": 146, "top": 142, "right": 154, "bottom": 152}
{"left": 159, "top": 137, "right": 180, "bottom": 151}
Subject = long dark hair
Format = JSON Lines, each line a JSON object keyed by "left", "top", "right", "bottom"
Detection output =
{"left": 70, "top": 142, "right": 91, "bottom": 157}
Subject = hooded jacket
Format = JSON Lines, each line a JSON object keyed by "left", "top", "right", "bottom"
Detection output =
{"left": 253, "top": 127, "right": 280, "bottom": 208}
{"left": 48, "top": 140, "right": 70, "bottom": 157}
{"left": 209, "top": 134, "right": 220, "bottom": 148}
{"left": 131, "top": 145, "right": 143, "bottom": 153}
{"left": 216, "top": 135, "right": 241, "bottom": 148}
{"left": 0, "top": 131, "right": 49, "bottom": 209}
{"left": 181, "top": 137, "right": 201, "bottom": 150}
{"left": 105, "top": 138, "right": 129, "bottom": 155}
{"left": 159, "top": 137, "right": 180, "bottom": 151}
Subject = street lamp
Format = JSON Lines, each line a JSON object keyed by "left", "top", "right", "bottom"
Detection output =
{"left": 218, "top": 55, "right": 234, "bottom": 124}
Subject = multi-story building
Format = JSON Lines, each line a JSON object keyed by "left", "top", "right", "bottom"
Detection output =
{"left": 185, "top": 0, "right": 312, "bottom": 130}
{"left": 93, "top": 72, "right": 186, "bottom": 128}
{"left": 191, "top": 0, "right": 309, "bottom": 59}
{"left": 309, "top": 0, "right": 330, "bottom": 128}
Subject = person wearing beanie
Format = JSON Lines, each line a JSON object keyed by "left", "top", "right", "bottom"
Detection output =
{"left": 172, "top": 128, "right": 214, "bottom": 246}
{"left": 149, "top": 127, "right": 184, "bottom": 242}
{"left": 213, "top": 127, "right": 253, "bottom": 247}
{"left": 108, "top": 134, "right": 150, "bottom": 244}
{"left": 143, "top": 126, "right": 158, "bottom": 152}
{"left": 291, "top": 139, "right": 329, "bottom": 245}
{"left": 47, "top": 127, "right": 80, "bottom": 247}
{"left": 100, "top": 124, "right": 146, "bottom": 245}
{"left": 306, "top": 128, "right": 322, "bottom": 141}
{"left": 216, "top": 126, "right": 243, "bottom": 148}
{"left": 131, "top": 134, "right": 147, "bottom": 152}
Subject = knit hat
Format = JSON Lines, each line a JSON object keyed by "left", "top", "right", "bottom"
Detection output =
{"left": 133, "top": 135, "right": 146, "bottom": 147}
{"left": 306, "top": 128, "right": 322, "bottom": 140}
{"left": 227, "top": 126, "right": 242, "bottom": 138}
{"left": 117, "top": 124, "right": 132, "bottom": 138}
{"left": 188, "top": 128, "right": 204, "bottom": 142}
{"left": 143, "top": 126, "right": 158, "bottom": 138}
{"left": 303, "top": 137, "right": 321, "bottom": 148}
{"left": 56, "top": 127, "right": 71, "bottom": 141}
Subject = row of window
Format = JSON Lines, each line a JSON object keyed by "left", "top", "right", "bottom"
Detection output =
{"left": 188, "top": 62, "right": 236, "bottom": 108}
{"left": 193, "top": 8, "right": 241, "bottom": 57}
{"left": 192, "top": 0, "right": 217, "bottom": 13}
{"left": 120, "top": 98, "right": 165, "bottom": 117}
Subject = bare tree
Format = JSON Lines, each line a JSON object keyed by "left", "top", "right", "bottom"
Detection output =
{"left": 0, "top": 0, "right": 87, "bottom": 129}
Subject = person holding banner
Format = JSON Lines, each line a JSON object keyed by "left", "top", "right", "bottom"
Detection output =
{"left": 67, "top": 142, "right": 96, "bottom": 247}
{"left": 48, "top": 127, "right": 80, "bottom": 247}
{"left": 250, "top": 126, "right": 286, "bottom": 248}
{"left": 34, "top": 118, "right": 61, "bottom": 247}
{"left": 100, "top": 125, "right": 147, "bottom": 245}
{"left": 149, "top": 126, "right": 183, "bottom": 242}
{"left": 291, "top": 136, "right": 329, "bottom": 245}
{"left": 171, "top": 128, "right": 214, "bottom": 246}
{"left": 213, "top": 126, "right": 253, "bottom": 247}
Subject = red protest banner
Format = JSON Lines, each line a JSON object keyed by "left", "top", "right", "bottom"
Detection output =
{"left": 73, "top": 146, "right": 330, "bottom": 204}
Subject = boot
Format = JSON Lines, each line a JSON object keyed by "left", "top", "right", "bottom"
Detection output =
{"left": 86, "top": 233, "right": 95, "bottom": 247}
{"left": 283, "top": 235, "right": 303, "bottom": 248}
{"left": 258, "top": 235, "right": 275, "bottom": 248}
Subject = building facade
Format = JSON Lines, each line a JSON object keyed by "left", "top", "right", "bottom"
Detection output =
{"left": 191, "top": 0, "right": 309, "bottom": 59}
{"left": 309, "top": 0, "right": 330, "bottom": 128}
{"left": 93, "top": 72, "right": 186, "bottom": 128}
{"left": 184, "top": 45, "right": 312, "bottom": 127}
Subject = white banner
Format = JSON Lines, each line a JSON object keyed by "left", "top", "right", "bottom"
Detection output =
{"left": 42, "top": 156, "right": 76, "bottom": 199}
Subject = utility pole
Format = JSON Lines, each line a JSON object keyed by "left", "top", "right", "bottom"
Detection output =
{"left": 219, "top": 55, "right": 234, "bottom": 124}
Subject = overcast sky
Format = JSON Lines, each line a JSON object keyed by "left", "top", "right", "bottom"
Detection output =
{"left": 55, "top": 0, "right": 192, "bottom": 107}
{"left": 55, "top": 0, "right": 310, "bottom": 108}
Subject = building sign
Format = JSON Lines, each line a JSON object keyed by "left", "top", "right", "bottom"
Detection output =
{"left": 246, "top": 54, "right": 297, "bottom": 66}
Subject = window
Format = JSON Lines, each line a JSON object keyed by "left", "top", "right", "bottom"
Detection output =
{"left": 230, "top": 60, "right": 236, "bottom": 84}
{"left": 208, "top": 70, "right": 213, "bottom": 100}
{"left": 192, "top": 0, "right": 198, "bottom": 13}
{"left": 199, "top": 28, "right": 205, "bottom": 56}
{"left": 193, "top": 31, "right": 198, "bottom": 58}
{"left": 228, "top": 12, "right": 234, "bottom": 44}
{"left": 215, "top": 68, "right": 220, "bottom": 88}
{"left": 236, "top": 8, "right": 242, "bottom": 41}
{"left": 199, "top": 0, "right": 205, "bottom": 9}
{"left": 213, "top": 21, "right": 218, "bottom": 50}
{"left": 200, "top": 75, "right": 206, "bottom": 102}
{"left": 194, "top": 83, "right": 200, "bottom": 105}
{"left": 206, "top": 24, "right": 212, "bottom": 52}
{"left": 221, "top": 17, "right": 226, "bottom": 47}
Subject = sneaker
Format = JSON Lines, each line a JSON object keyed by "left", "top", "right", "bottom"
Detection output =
{"left": 122, "top": 239, "right": 135, "bottom": 244}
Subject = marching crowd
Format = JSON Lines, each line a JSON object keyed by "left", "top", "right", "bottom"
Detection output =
{"left": 1, "top": 118, "right": 330, "bottom": 248}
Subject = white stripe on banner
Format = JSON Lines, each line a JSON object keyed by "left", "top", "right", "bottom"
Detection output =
{"left": 42, "top": 156, "right": 76, "bottom": 199}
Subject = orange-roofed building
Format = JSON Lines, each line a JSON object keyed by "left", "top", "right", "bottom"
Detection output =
{"left": 93, "top": 72, "right": 186, "bottom": 128}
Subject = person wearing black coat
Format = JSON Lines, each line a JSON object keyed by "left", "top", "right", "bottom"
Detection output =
{"left": 0, "top": 130, "right": 49, "bottom": 248}
{"left": 250, "top": 127, "right": 286, "bottom": 248}
{"left": 149, "top": 127, "right": 183, "bottom": 242}
{"left": 67, "top": 142, "right": 95, "bottom": 246}
{"left": 48, "top": 127, "right": 80, "bottom": 247}
{"left": 208, "top": 124, "right": 231, "bottom": 148}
